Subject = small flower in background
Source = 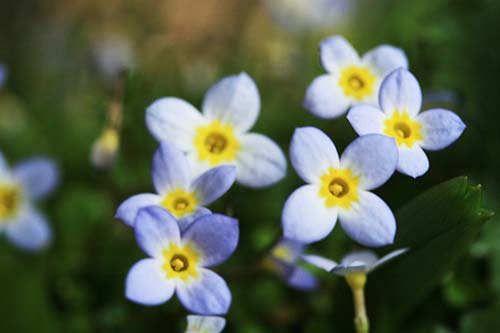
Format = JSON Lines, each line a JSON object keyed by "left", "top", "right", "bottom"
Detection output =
{"left": 282, "top": 127, "right": 398, "bottom": 247}
{"left": 0, "top": 151, "right": 59, "bottom": 251}
{"left": 264, "top": 0, "right": 355, "bottom": 33}
{"left": 266, "top": 238, "right": 318, "bottom": 291}
{"left": 146, "top": 72, "right": 287, "bottom": 188}
{"left": 90, "top": 127, "right": 120, "bottom": 169}
{"left": 116, "top": 142, "right": 236, "bottom": 230}
{"left": 0, "top": 63, "right": 7, "bottom": 89}
{"left": 91, "top": 33, "right": 135, "bottom": 83}
{"left": 185, "top": 315, "right": 226, "bottom": 333}
{"left": 304, "top": 35, "right": 408, "bottom": 119}
{"left": 347, "top": 68, "right": 466, "bottom": 178}
{"left": 125, "top": 206, "right": 238, "bottom": 315}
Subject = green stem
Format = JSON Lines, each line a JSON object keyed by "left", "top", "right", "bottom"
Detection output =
{"left": 346, "top": 273, "right": 369, "bottom": 333}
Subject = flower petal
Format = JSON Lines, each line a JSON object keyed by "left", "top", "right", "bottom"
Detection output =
{"left": 152, "top": 142, "right": 192, "bottom": 195}
{"left": 235, "top": 133, "right": 286, "bottom": 188}
{"left": 190, "top": 165, "right": 236, "bottom": 206}
{"left": 5, "top": 210, "right": 51, "bottom": 251}
{"left": 341, "top": 250, "right": 378, "bottom": 266}
{"left": 320, "top": 35, "right": 359, "bottom": 73}
{"left": 330, "top": 264, "right": 368, "bottom": 276}
{"left": 125, "top": 258, "right": 175, "bottom": 306}
{"left": 397, "top": 145, "right": 429, "bottom": 178}
{"left": 286, "top": 267, "right": 318, "bottom": 291}
{"left": 302, "top": 254, "right": 337, "bottom": 272}
{"left": 289, "top": 127, "right": 340, "bottom": 184}
{"left": 417, "top": 108, "right": 466, "bottom": 151}
{"left": 178, "top": 207, "right": 212, "bottom": 232}
{"left": 338, "top": 191, "right": 396, "bottom": 247}
{"left": 183, "top": 214, "right": 239, "bottom": 267}
{"left": 362, "top": 45, "right": 408, "bottom": 77}
{"left": 13, "top": 158, "right": 59, "bottom": 199}
{"left": 177, "top": 269, "right": 231, "bottom": 315}
{"left": 186, "top": 315, "right": 226, "bottom": 333}
{"left": 347, "top": 104, "right": 387, "bottom": 135}
{"left": 379, "top": 68, "right": 422, "bottom": 117}
{"left": 202, "top": 72, "right": 260, "bottom": 132}
{"left": 115, "top": 193, "right": 161, "bottom": 226}
{"left": 370, "top": 248, "right": 409, "bottom": 272}
{"left": 146, "top": 97, "right": 205, "bottom": 150}
{"left": 134, "top": 206, "right": 181, "bottom": 258}
{"left": 340, "top": 134, "right": 398, "bottom": 190}
{"left": 304, "top": 74, "right": 352, "bottom": 119}
{"left": 282, "top": 185, "right": 338, "bottom": 244}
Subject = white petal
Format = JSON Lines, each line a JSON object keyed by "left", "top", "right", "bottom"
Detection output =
{"left": 151, "top": 142, "right": 192, "bottom": 194}
{"left": 347, "top": 104, "right": 387, "bottom": 135}
{"left": 370, "top": 248, "right": 409, "bottom": 272}
{"left": 186, "top": 315, "right": 226, "bottom": 333}
{"left": 341, "top": 250, "right": 378, "bottom": 266}
{"left": 340, "top": 134, "right": 398, "bottom": 190}
{"left": 338, "top": 191, "right": 396, "bottom": 247}
{"left": 235, "top": 133, "right": 286, "bottom": 188}
{"left": 320, "top": 35, "right": 360, "bottom": 73}
{"left": 380, "top": 68, "right": 422, "bottom": 117}
{"left": 397, "top": 145, "right": 429, "bottom": 178}
{"left": 5, "top": 210, "right": 51, "bottom": 251}
{"left": 301, "top": 254, "right": 337, "bottom": 272}
{"left": 125, "top": 258, "right": 176, "bottom": 306}
{"left": 202, "top": 72, "right": 260, "bottom": 132}
{"left": 330, "top": 264, "right": 369, "bottom": 276}
{"left": 362, "top": 45, "right": 409, "bottom": 77}
{"left": 289, "top": 127, "right": 340, "bottom": 183}
{"left": 13, "top": 158, "right": 59, "bottom": 200}
{"left": 282, "top": 185, "right": 338, "bottom": 244}
{"left": 146, "top": 97, "right": 205, "bottom": 150}
{"left": 417, "top": 108, "right": 466, "bottom": 151}
{"left": 304, "top": 74, "right": 352, "bottom": 119}
{"left": 190, "top": 165, "right": 236, "bottom": 206}
{"left": 115, "top": 193, "right": 162, "bottom": 227}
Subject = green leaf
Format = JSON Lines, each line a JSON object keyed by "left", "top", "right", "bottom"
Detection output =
{"left": 368, "top": 177, "right": 493, "bottom": 332}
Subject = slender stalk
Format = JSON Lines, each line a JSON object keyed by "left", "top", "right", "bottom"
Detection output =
{"left": 345, "top": 273, "right": 369, "bottom": 333}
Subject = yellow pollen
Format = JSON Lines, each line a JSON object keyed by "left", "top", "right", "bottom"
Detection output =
{"left": 161, "top": 189, "right": 198, "bottom": 218}
{"left": 339, "top": 66, "right": 376, "bottom": 100}
{"left": 319, "top": 168, "right": 360, "bottom": 209}
{"left": 194, "top": 121, "right": 240, "bottom": 166}
{"left": 384, "top": 111, "right": 423, "bottom": 147}
{"left": 170, "top": 256, "right": 188, "bottom": 272}
{"left": 162, "top": 243, "right": 200, "bottom": 281}
{"left": 0, "top": 184, "right": 21, "bottom": 220}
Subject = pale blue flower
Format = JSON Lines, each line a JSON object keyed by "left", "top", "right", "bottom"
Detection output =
{"left": 146, "top": 72, "right": 287, "bottom": 188}
{"left": 125, "top": 206, "right": 238, "bottom": 315}
{"left": 348, "top": 68, "right": 466, "bottom": 178}
{"left": 0, "top": 64, "right": 7, "bottom": 89}
{"left": 0, "top": 151, "right": 59, "bottom": 251}
{"left": 186, "top": 315, "right": 226, "bottom": 333}
{"left": 304, "top": 36, "right": 408, "bottom": 119}
{"left": 282, "top": 128, "right": 398, "bottom": 247}
{"left": 116, "top": 142, "right": 236, "bottom": 231}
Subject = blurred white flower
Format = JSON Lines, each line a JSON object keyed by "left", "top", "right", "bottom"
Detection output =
{"left": 92, "top": 33, "right": 134, "bottom": 82}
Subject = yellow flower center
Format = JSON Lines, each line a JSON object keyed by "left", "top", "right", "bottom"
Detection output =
{"left": 384, "top": 111, "right": 423, "bottom": 147}
{"left": 339, "top": 66, "right": 376, "bottom": 100}
{"left": 162, "top": 243, "right": 200, "bottom": 281}
{"left": 319, "top": 168, "right": 360, "bottom": 209}
{"left": 194, "top": 121, "right": 240, "bottom": 166}
{"left": 0, "top": 184, "right": 21, "bottom": 221}
{"left": 160, "top": 189, "right": 198, "bottom": 218}
{"left": 272, "top": 244, "right": 294, "bottom": 263}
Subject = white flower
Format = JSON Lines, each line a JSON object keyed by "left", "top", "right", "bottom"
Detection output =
{"left": 0, "top": 151, "right": 59, "bottom": 251}
{"left": 304, "top": 35, "right": 408, "bottom": 119}
{"left": 185, "top": 315, "right": 226, "bottom": 333}
{"left": 347, "top": 68, "right": 466, "bottom": 178}
{"left": 146, "top": 72, "right": 287, "bottom": 188}
{"left": 282, "top": 127, "right": 398, "bottom": 247}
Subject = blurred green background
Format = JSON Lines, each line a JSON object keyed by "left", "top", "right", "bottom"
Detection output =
{"left": 0, "top": 0, "right": 499, "bottom": 332}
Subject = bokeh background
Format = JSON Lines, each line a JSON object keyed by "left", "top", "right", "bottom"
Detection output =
{"left": 1, "top": 0, "right": 499, "bottom": 332}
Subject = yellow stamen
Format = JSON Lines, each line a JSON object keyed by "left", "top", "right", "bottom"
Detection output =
{"left": 339, "top": 66, "right": 376, "bottom": 100}
{"left": 194, "top": 121, "right": 240, "bottom": 166}
{"left": 161, "top": 189, "right": 198, "bottom": 218}
{"left": 162, "top": 243, "right": 200, "bottom": 281}
{"left": 319, "top": 168, "right": 360, "bottom": 209}
{"left": 384, "top": 111, "right": 423, "bottom": 147}
{"left": 0, "top": 184, "right": 21, "bottom": 220}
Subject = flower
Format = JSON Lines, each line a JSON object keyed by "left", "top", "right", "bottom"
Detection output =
{"left": 303, "top": 248, "right": 408, "bottom": 275}
{"left": 304, "top": 35, "right": 408, "bottom": 119}
{"left": 116, "top": 142, "right": 236, "bottom": 230}
{"left": 347, "top": 68, "right": 466, "bottom": 178}
{"left": 125, "top": 206, "right": 238, "bottom": 315}
{"left": 0, "top": 63, "right": 6, "bottom": 89}
{"left": 146, "top": 72, "right": 287, "bottom": 188}
{"left": 90, "top": 127, "right": 120, "bottom": 170}
{"left": 282, "top": 127, "right": 398, "bottom": 246}
{"left": 267, "top": 238, "right": 318, "bottom": 290}
{"left": 0, "top": 151, "right": 59, "bottom": 251}
{"left": 185, "top": 315, "right": 226, "bottom": 333}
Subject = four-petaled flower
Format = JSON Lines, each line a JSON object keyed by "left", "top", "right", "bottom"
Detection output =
{"left": 125, "top": 206, "right": 238, "bottom": 315}
{"left": 0, "top": 151, "right": 59, "bottom": 251}
{"left": 304, "top": 35, "right": 408, "bottom": 119}
{"left": 282, "top": 127, "right": 398, "bottom": 247}
{"left": 146, "top": 72, "right": 287, "bottom": 188}
{"left": 348, "top": 68, "right": 466, "bottom": 178}
{"left": 185, "top": 315, "right": 226, "bottom": 333}
{"left": 116, "top": 142, "right": 236, "bottom": 230}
